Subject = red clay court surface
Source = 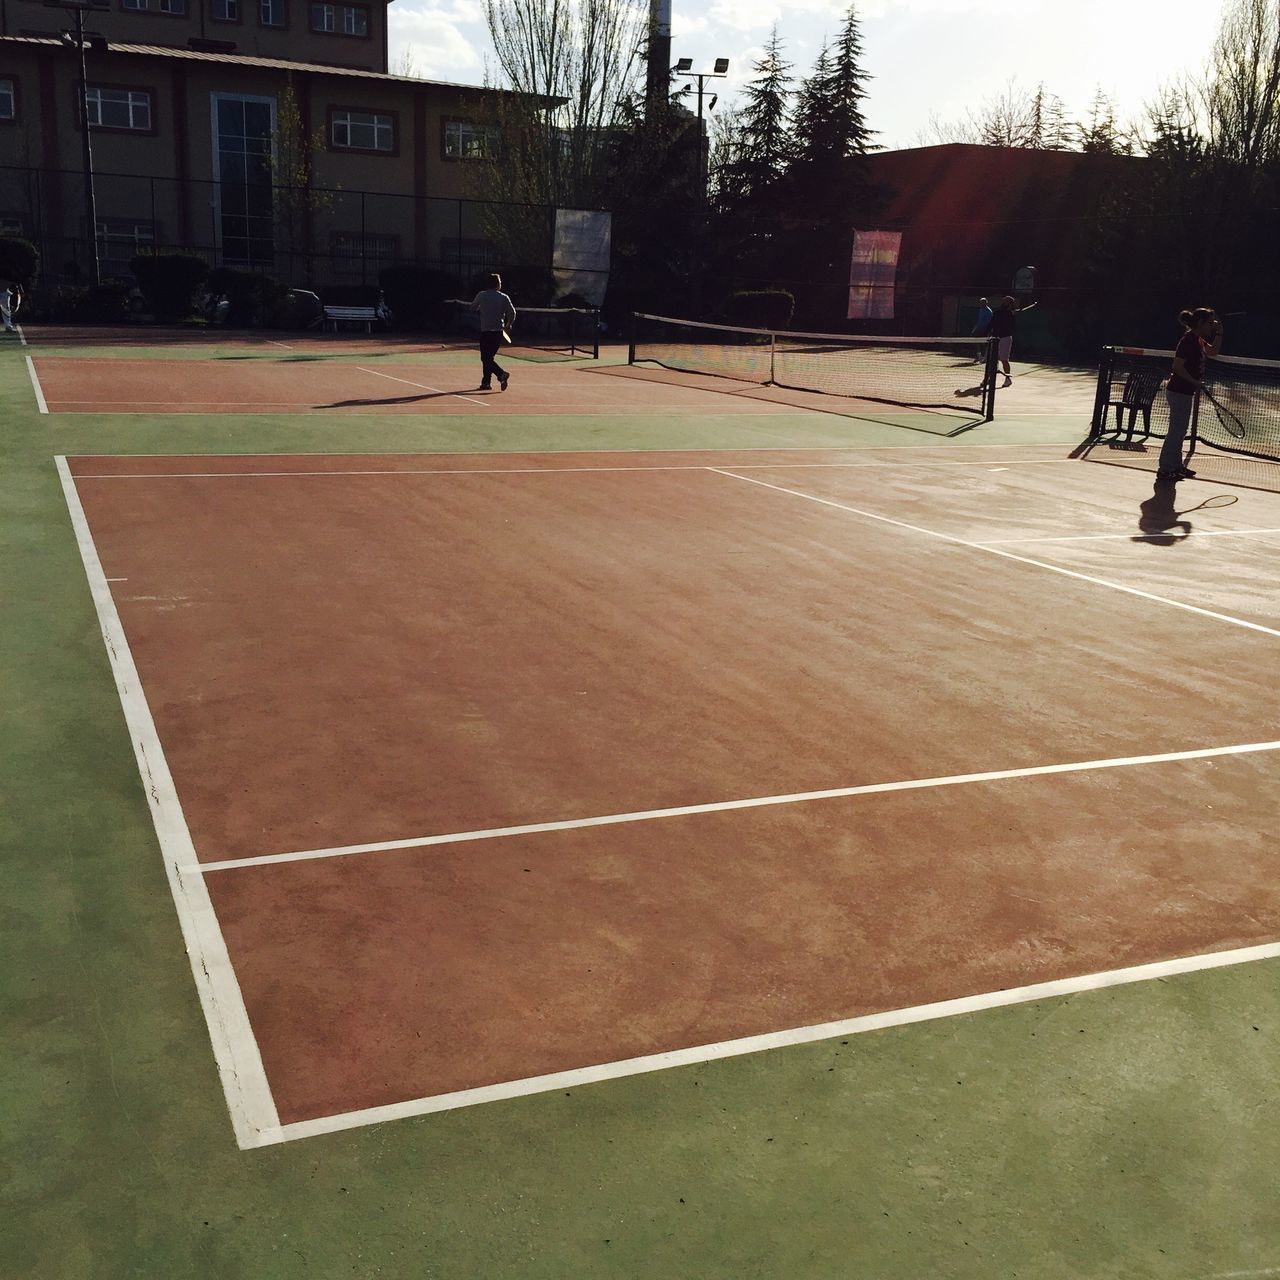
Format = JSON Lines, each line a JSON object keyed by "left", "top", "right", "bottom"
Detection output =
{"left": 62, "top": 448, "right": 1280, "bottom": 1143}
{"left": 31, "top": 355, "right": 988, "bottom": 420}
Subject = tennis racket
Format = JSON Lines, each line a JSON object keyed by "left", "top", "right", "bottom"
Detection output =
{"left": 1200, "top": 386, "right": 1246, "bottom": 439}
{"left": 500, "top": 327, "right": 512, "bottom": 345}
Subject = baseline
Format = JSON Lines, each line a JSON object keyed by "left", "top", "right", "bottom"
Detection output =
{"left": 269, "top": 939, "right": 1280, "bottom": 1146}
{"left": 26, "top": 353, "right": 47, "bottom": 413}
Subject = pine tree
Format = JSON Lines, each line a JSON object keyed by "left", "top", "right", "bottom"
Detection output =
{"left": 826, "top": 2, "right": 874, "bottom": 157}
{"left": 726, "top": 24, "right": 794, "bottom": 204}
{"left": 1078, "top": 88, "right": 1131, "bottom": 154}
{"left": 791, "top": 43, "right": 835, "bottom": 168}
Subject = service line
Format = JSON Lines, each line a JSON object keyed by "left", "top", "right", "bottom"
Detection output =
{"left": 191, "top": 737, "right": 1280, "bottom": 874}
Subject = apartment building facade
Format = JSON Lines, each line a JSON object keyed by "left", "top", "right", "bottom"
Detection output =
{"left": 0, "top": 0, "right": 532, "bottom": 286}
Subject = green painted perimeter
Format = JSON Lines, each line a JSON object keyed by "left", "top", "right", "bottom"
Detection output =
{"left": 3, "top": 334, "right": 1279, "bottom": 1280}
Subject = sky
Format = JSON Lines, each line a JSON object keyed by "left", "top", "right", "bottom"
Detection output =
{"left": 388, "top": 0, "right": 1225, "bottom": 148}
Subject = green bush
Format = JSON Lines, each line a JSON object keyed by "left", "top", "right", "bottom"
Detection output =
{"left": 206, "top": 266, "right": 289, "bottom": 327}
{"left": 378, "top": 265, "right": 461, "bottom": 329}
{"left": 0, "top": 235, "right": 40, "bottom": 288}
{"left": 42, "top": 281, "right": 131, "bottom": 323}
{"left": 721, "top": 289, "right": 795, "bottom": 329}
{"left": 554, "top": 291, "right": 595, "bottom": 310}
{"left": 130, "top": 253, "right": 209, "bottom": 320}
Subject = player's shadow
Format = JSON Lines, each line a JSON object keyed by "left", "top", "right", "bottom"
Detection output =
{"left": 317, "top": 390, "right": 486, "bottom": 408}
{"left": 1134, "top": 481, "right": 1192, "bottom": 543}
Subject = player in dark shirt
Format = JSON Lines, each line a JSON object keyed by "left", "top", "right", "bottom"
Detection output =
{"left": 1158, "top": 307, "right": 1223, "bottom": 482}
{"left": 988, "top": 296, "right": 1036, "bottom": 387}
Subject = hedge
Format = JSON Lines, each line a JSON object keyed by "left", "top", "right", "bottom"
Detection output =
{"left": 130, "top": 253, "right": 209, "bottom": 321}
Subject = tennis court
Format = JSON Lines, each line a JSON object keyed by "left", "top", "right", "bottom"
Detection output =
{"left": 8, "top": 324, "right": 1280, "bottom": 1278}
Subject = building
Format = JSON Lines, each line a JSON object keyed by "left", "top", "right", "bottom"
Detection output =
{"left": 0, "top": 0, "right": 533, "bottom": 288}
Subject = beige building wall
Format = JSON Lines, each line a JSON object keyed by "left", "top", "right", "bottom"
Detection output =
{"left": 0, "top": 35, "right": 523, "bottom": 285}
{"left": 0, "top": 0, "right": 392, "bottom": 74}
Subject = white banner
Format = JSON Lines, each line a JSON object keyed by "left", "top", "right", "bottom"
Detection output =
{"left": 553, "top": 209, "right": 612, "bottom": 306}
{"left": 848, "top": 230, "right": 902, "bottom": 320}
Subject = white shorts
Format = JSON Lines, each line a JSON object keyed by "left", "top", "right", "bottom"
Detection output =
{"left": 997, "top": 335, "right": 1013, "bottom": 362}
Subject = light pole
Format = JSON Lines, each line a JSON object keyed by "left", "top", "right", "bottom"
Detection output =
{"left": 672, "top": 57, "right": 729, "bottom": 314}
{"left": 45, "top": 0, "right": 102, "bottom": 286}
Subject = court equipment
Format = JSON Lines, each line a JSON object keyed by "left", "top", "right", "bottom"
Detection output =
{"left": 1093, "top": 346, "right": 1280, "bottom": 463}
{"left": 629, "top": 313, "right": 998, "bottom": 420}
{"left": 500, "top": 327, "right": 512, "bottom": 345}
{"left": 448, "top": 302, "right": 599, "bottom": 357}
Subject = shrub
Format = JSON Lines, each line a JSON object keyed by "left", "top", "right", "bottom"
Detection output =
{"left": 42, "top": 281, "right": 130, "bottom": 323}
{"left": 554, "top": 291, "right": 595, "bottom": 310}
{"left": 205, "top": 266, "right": 289, "bottom": 327}
{"left": 721, "top": 289, "right": 795, "bottom": 330}
{"left": 378, "top": 265, "right": 462, "bottom": 330}
{"left": 130, "top": 253, "right": 209, "bottom": 320}
{"left": 0, "top": 236, "right": 40, "bottom": 288}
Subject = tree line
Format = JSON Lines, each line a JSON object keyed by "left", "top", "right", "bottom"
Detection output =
{"left": 460, "top": 0, "right": 1279, "bottom": 348}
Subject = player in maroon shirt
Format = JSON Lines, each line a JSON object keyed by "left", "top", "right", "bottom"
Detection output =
{"left": 1158, "top": 308, "right": 1223, "bottom": 481}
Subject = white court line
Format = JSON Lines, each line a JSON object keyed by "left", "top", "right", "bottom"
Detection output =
{"left": 26, "top": 354, "right": 48, "bottom": 413}
{"left": 979, "top": 527, "right": 1280, "bottom": 546}
{"left": 355, "top": 365, "right": 491, "bottom": 406}
{"left": 269, "top": 938, "right": 1280, "bottom": 1145}
{"left": 708, "top": 468, "right": 1280, "bottom": 640}
{"left": 71, "top": 457, "right": 1083, "bottom": 480}
{"left": 56, "top": 456, "right": 281, "bottom": 1151}
{"left": 267, "top": 340, "right": 294, "bottom": 349}
{"left": 192, "top": 738, "right": 1280, "bottom": 873}
{"left": 16, "top": 323, "right": 28, "bottom": 346}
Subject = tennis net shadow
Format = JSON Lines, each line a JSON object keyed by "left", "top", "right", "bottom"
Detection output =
{"left": 596, "top": 363, "right": 991, "bottom": 437}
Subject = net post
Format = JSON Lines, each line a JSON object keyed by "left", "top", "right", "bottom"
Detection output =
{"left": 628, "top": 314, "right": 637, "bottom": 366}
{"left": 1091, "top": 347, "right": 1114, "bottom": 435}
{"left": 983, "top": 338, "right": 998, "bottom": 420}
{"left": 589, "top": 308, "right": 599, "bottom": 359}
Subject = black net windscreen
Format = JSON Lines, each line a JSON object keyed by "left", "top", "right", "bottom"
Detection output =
{"left": 630, "top": 314, "right": 996, "bottom": 419}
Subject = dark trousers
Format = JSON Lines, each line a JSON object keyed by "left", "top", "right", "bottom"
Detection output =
{"left": 479, "top": 331, "right": 507, "bottom": 386}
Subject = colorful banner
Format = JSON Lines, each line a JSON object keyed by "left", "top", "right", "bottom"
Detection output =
{"left": 847, "top": 230, "right": 902, "bottom": 320}
{"left": 553, "top": 209, "right": 612, "bottom": 306}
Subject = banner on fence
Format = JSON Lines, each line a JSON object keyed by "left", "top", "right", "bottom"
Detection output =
{"left": 553, "top": 209, "right": 612, "bottom": 305}
{"left": 847, "top": 229, "right": 902, "bottom": 320}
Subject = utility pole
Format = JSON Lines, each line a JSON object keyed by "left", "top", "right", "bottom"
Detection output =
{"left": 645, "top": 0, "right": 672, "bottom": 120}
{"left": 47, "top": 0, "right": 102, "bottom": 285}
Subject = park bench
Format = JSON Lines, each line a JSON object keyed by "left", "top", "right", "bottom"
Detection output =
{"left": 1103, "top": 369, "right": 1163, "bottom": 439}
{"left": 322, "top": 304, "right": 379, "bottom": 333}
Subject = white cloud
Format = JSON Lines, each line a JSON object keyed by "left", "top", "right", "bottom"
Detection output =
{"left": 388, "top": 0, "right": 487, "bottom": 82}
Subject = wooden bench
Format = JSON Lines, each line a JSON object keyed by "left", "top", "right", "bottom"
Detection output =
{"left": 322, "top": 304, "right": 379, "bottom": 333}
{"left": 1103, "top": 369, "right": 1163, "bottom": 439}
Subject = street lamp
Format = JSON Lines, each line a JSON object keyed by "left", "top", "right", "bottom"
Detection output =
{"left": 45, "top": 0, "right": 103, "bottom": 286}
{"left": 672, "top": 57, "right": 729, "bottom": 314}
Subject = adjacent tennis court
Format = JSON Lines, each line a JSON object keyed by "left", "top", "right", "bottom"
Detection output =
{"left": 10, "top": 325, "right": 1280, "bottom": 1278}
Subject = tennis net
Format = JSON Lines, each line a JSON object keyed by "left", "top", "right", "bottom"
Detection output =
{"left": 446, "top": 303, "right": 600, "bottom": 357}
{"left": 629, "top": 313, "right": 997, "bottom": 419}
{"left": 1093, "top": 345, "right": 1280, "bottom": 463}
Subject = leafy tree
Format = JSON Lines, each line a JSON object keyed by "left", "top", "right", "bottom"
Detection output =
{"left": 275, "top": 82, "right": 333, "bottom": 285}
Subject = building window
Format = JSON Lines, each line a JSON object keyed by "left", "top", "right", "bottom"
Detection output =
{"left": 159, "top": 0, "right": 187, "bottom": 13}
{"left": 0, "top": 79, "right": 15, "bottom": 122}
{"left": 0, "top": 216, "right": 23, "bottom": 235}
{"left": 260, "top": 0, "right": 284, "bottom": 25}
{"left": 212, "top": 0, "right": 239, "bottom": 20}
{"left": 330, "top": 109, "right": 393, "bottom": 152}
{"left": 333, "top": 232, "right": 397, "bottom": 276}
{"left": 97, "top": 219, "right": 155, "bottom": 277}
{"left": 311, "top": 3, "right": 366, "bottom": 34}
{"left": 85, "top": 87, "right": 152, "bottom": 131}
{"left": 122, "top": 0, "right": 147, "bottom": 10}
{"left": 438, "top": 237, "right": 496, "bottom": 276}
{"left": 443, "top": 120, "right": 499, "bottom": 161}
